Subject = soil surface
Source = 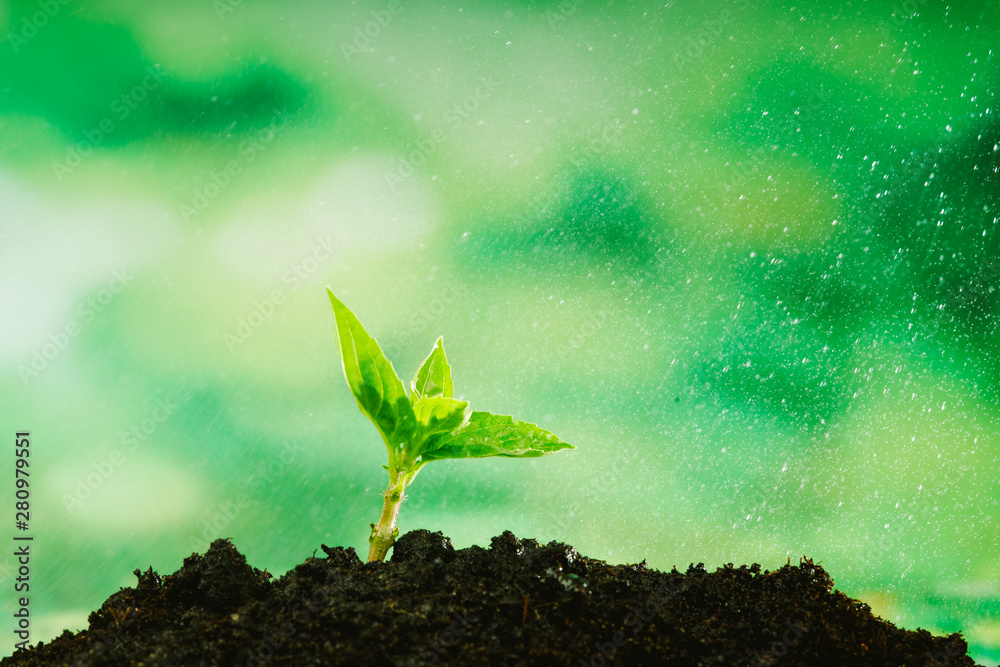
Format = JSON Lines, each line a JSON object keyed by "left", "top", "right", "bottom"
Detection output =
{"left": 3, "top": 530, "right": 980, "bottom": 666}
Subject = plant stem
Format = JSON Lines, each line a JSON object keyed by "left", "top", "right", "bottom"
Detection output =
{"left": 367, "top": 473, "right": 409, "bottom": 563}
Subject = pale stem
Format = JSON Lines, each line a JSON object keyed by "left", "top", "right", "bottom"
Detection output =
{"left": 367, "top": 473, "right": 410, "bottom": 563}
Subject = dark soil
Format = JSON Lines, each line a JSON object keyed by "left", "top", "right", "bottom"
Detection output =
{"left": 3, "top": 530, "right": 980, "bottom": 666}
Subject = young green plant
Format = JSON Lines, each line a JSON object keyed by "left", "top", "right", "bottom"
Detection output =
{"left": 327, "top": 288, "right": 575, "bottom": 563}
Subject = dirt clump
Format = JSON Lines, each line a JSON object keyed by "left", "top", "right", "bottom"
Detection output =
{"left": 2, "top": 530, "right": 979, "bottom": 666}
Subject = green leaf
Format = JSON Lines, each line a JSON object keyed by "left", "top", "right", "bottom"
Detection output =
{"left": 327, "top": 289, "right": 415, "bottom": 448}
{"left": 409, "top": 396, "right": 470, "bottom": 462}
{"left": 419, "top": 411, "right": 574, "bottom": 461}
{"left": 411, "top": 337, "right": 453, "bottom": 399}
{"left": 413, "top": 396, "right": 470, "bottom": 434}
{"left": 410, "top": 397, "right": 471, "bottom": 457}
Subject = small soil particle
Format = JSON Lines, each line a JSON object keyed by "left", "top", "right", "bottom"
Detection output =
{"left": 2, "top": 530, "right": 980, "bottom": 666}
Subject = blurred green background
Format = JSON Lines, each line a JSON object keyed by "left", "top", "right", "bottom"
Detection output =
{"left": 1, "top": 0, "right": 998, "bottom": 662}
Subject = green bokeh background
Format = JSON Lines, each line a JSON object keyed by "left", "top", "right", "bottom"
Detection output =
{"left": 1, "top": 0, "right": 998, "bottom": 662}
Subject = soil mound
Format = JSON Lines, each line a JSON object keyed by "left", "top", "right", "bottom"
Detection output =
{"left": 3, "top": 531, "right": 977, "bottom": 666}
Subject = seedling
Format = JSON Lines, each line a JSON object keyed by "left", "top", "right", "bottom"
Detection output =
{"left": 327, "top": 288, "right": 575, "bottom": 563}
